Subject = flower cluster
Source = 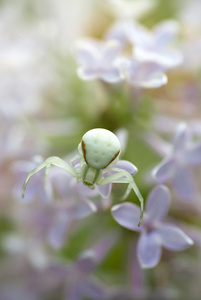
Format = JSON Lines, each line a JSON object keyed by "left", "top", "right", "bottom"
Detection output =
{"left": 73, "top": 18, "right": 182, "bottom": 88}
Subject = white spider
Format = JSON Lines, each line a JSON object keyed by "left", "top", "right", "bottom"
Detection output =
{"left": 22, "top": 128, "right": 144, "bottom": 226}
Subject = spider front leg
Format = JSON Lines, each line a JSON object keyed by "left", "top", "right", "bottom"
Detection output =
{"left": 22, "top": 156, "right": 78, "bottom": 198}
{"left": 99, "top": 168, "right": 144, "bottom": 226}
{"left": 70, "top": 154, "right": 82, "bottom": 167}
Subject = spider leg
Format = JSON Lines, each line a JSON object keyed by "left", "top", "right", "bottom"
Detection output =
{"left": 22, "top": 156, "right": 78, "bottom": 198}
{"left": 100, "top": 167, "right": 144, "bottom": 226}
{"left": 70, "top": 154, "right": 81, "bottom": 167}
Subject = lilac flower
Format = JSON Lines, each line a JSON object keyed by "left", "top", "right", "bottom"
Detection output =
{"left": 73, "top": 39, "right": 124, "bottom": 83}
{"left": 120, "top": 59, "right": 168, "bottom": 88}
{"left": 74, "top": 27, "right": 169, "bottom": 88}
{"left": 106, "top": 24, "right": 167, "bottom": 88}
{"left": 152, "top": 123, "right": 201, "bottom": 201}
{"left": 23, "top": 199, "right": 97, "bottom": 249}
{"left": 105, "top": 19, "right": 182, "bottom": 70}
{"left": 48, "top": 234, "right": 118, "bottom": 300}
{"left": 111, "top": 185, "right": 193, "bottom": 268}
{"left": 131, "top": 20, "right": 183, "bottom": 69}
{"left": 105, "top": 20, "right": 138, "bottom": 47}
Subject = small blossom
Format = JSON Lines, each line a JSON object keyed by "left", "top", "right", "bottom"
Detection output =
{"left": 24, "top": 199, "right": 97, "bottom": 249}
{"left": 105, "top": 20, "right": 137, "bottom": 47}
{"left": 49, "top": 234, "right": 117, "bottom": 300}
{"left": 123, "top": 59, "right": 168, "bottom": 88}
{"left": 132, "top": 20, "right": 183, "bottom": 69}
{"left": 73, "top": 39, "right": 124, "bottom": 83}
{"left": 152, "top": 123, "right": 201, "bottom": 201}
{"left": 111, "top": 185, "right": 193, "bottom": 268}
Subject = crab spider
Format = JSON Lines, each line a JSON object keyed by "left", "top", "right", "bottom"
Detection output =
{"left": 22, "top": 128, "right": 144, "bottom": 226}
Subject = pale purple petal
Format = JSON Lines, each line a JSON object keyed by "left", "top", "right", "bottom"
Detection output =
{"left": 92, "top": 233, "right": 118, "bottom": 263}
{"left": 73, "top": 200, "right": 97, "bottom": 219}
{"left": 106, "top": 22, "right": 128, "bottom": 46}
{"left": 115, "top": 160, "right": 138, "bottom": 175}
{"left": 130, "top": 22, "right": 153, "bottom": 47}
{"left": 111, "top": 202, "right": 142, "bottom": 232}
{"left": 137, "top": 232, "right": 162, "bottom": 268}
{"left": 134, "top": 47, "right": 182, "bottom": 68}
{"left": 183, "top": 142, "right": 201, "bottom": 166}
{"left": 146, "top": 185, "right": 170, "bottom": 221}
{"left": 47, "top": 213, "right": 72, "bottom": 249}
{"left": 136, "top": 70, "right": 167, "bottom": 88}
{"left": 74, "top": 39, "right": 122, "bottom": 83}
{"left": 128, "top": 61, "right": 167, "bottom": 88}
{"left": 76, "top": 253, "right": 95, "bottom": 273}
{"left": 173, "top": 166, "right": 196, "bottom": 201}
{"left": 152, "top": 157, "right": 175, "bottom": 183}
{"left": 75, "top": 181, "right": 98, "bottom": 197}
{"left": 66, "top": 286, "right": 81, "bottom": 300}
{"left": 156, "top": 224, "right": 193, "bottom": 250}
{"left": 77, "top": 67, "right": 100, "bottom": 81}
{"left": 101, "top": 68, "right": 123, "bottom": 83}
{"left": 143, "top": 131, "right": 171, "bottom": 156}
{"left": 102, "top": 41, "right": 122, "bottom": 64}
{"left": 105, "top": 20, "right": 136, "bottom": 46}
{"left": 115, "top": 128, "right": 128, "bottom": 155}
{"left": 74, "top": 40, "right": 100, "bottom": 66}
{"left": 173, "top": 123, "right": 191, "bottom": 153}
{"left": 154, "top": 20, "right": 180, "bottom": 48}
{"left": 81, "top": 281, "right": 106, "bottom": 300}
{"left": 98, "top": 184, "right": 112, "bottom": 198}
{"left": 48, "top": 201, "right": 96, "bottom": 249}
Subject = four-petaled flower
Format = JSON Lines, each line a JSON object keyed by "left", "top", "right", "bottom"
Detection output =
{"left": 152, "top": 123, "right": 201, "bottom": 201}
{"left": 111, "top": 185, "right": 193, "bottom": 268}
{"left": 73, "top": 39, "right": 123, "bottom": 83}
{"left": 122, "top": 59, "right": 168, "bottom": 88}
{"left": 131, "top": 20, "right": 183, "bottom": 69}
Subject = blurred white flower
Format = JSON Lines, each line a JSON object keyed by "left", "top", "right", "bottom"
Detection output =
{"left": 73, "top": 39, "right": 124, "bottom": 83}
{"left": 132, "top": 20, "right": 183, "bottom": 69}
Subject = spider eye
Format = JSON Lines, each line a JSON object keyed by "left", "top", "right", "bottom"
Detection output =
{"left": 81, "top": 128, "right": 121, "bottom": 169}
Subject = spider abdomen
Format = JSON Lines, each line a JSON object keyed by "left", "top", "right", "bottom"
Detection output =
{"left": 81, "top": 128, "right": 121, "bottom": 169}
